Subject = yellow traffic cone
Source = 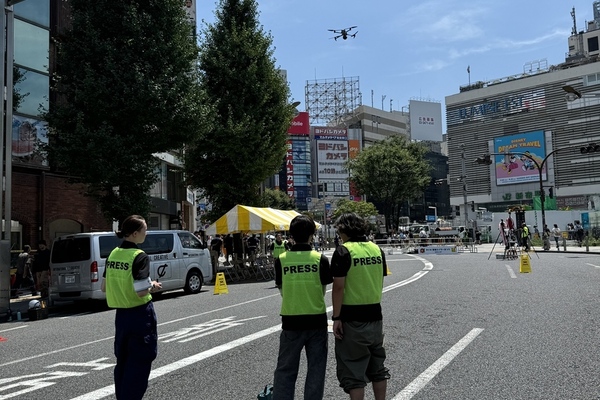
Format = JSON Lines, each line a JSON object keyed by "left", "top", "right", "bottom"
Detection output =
{"left": 519, "top": 253, "right": 531, "bottom": 273}
{"left": 213, "top": 272, "right": 229, "bottom": 295}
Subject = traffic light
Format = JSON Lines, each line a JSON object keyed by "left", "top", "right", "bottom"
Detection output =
{"left": 470, "top": 201, "right": 475, "bottom": 212}
{"left": 548, "top": 187, "right": 554, "bottom": 199}
{"left": 474, "top": 154, "right": 493, "bottom": 165}
{"left": 580, "top": 143, "right": 600, "bottom": 154}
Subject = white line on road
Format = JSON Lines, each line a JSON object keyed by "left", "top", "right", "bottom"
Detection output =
{"left": 392, "top": 328, "right": 484, "bottom": 400}
{"left": 506, "top": 264, "right": 517, "bottom": 278}
{"left": 0, "top": 325, "right": 28, "bottom": 334}
{"left": 69, "top": 256, "right": 433, "bottom": 400}
{"left": 68, "top": 324, "right": 283, "bottom": 400}
{"left": 585, "top": 263, "right": 600, "bottom": 268}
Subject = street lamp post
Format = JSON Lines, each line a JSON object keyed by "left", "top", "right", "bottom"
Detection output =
{"left": 460, "top": 144, "right": 468, "bottom": 227}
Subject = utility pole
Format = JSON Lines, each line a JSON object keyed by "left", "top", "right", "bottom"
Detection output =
{"left": 461, "top": 144, "right": 468, "bottom": 227}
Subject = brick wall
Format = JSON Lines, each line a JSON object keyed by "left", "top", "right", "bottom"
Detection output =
{"left": 12, "top": 170, "right": 111, "bottom": 247}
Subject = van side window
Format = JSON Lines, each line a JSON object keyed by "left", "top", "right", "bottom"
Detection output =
{"left": 99, "top": 235, "right": 123, "bottom": 258}
{"left": 140, "top": 234, "right": 174, "bottom": 255}
{"left": 178, "top": 232, "right": 203, "bottom": 249}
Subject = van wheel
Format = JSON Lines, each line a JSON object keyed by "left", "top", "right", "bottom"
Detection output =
{"left": 184, "top": 270, "right": 203, "bottom": 294}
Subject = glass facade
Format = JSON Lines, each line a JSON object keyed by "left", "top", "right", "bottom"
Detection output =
{"left": 14, "top": 19, "right": 49, "bottom": 73}
{"left": 14, "top": 0, "right": 50, "bottom": 26}
{"left": 12, "top": 0, "right": 50, "bottom": 167}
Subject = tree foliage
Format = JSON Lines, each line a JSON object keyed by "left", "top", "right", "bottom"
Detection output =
{"left": 184, "top": 0, "right": 294, "bottom": 217}
{"left": 45, "top": 0, "right": 206, "bottom": 225}
{"left": 259, "top": 188, "right": 295, "bottom": 210}
{"left": 332, "top": 199, "right": 378, "bottom": 221}
{"left": 347, "top": 135, "right": 431, "bottom": 232}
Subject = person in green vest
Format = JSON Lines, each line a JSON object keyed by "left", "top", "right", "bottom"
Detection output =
{"left": 520, "top": 223, "right": 530, "bottom": 251}
{"left": 269, "top": 232, "right": 290, "bottom": 259}
{"left": 273, "top": 215, "right": 332, "bottom": 400}
{"left": 331, "top": 213, "right": 390, "bottom": 400}
{"left": 101, "top": 215, "right": 162, "bottom": 400}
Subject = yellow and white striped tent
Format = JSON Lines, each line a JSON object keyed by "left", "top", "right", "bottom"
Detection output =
{"left": 205, "top": 205, "right": 319, "bottom": 235}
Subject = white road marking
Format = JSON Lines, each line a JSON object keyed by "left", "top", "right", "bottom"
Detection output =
{"left": 392, "top": 328, "right": 484, "bottom": 400}
{"left": 70, "top": 257, "right": 433, "bottom": 400}
{"left": 68, "top": 324, "right": 283, "bottom": 400}
{"left": 506, "top": 264, "right": 517, "bottom": 278}
{"left": 585, "top": 263, "right": 600, "bottom": 269}
{"left": 0, "top": 326, "right": 28, "bottom": 334}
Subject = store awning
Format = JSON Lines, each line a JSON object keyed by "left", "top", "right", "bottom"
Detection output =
{"left": 205, "top": 205, "right": 317, "bottom": 235}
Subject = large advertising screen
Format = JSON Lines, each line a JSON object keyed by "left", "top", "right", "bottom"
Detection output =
{"left": 409, "top": 100, "right": 442, "bottom": 141}
{"left": 493, "top": 130, "right": 546, "bottom": 186}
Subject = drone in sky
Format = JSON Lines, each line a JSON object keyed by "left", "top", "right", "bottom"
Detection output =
{"left": 329, "top": 26, "right": 358, "bottom": 41}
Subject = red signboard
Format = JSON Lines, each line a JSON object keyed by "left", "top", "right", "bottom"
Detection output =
{"left": 287, "top": 112, "right": 310, "bottom": 136}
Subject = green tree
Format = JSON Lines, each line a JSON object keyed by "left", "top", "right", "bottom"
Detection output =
{"left": 45, "top": 0, "right": 206, "bottom": 225}
{"left": 332, "top": 199, "right": 378, "bottom": 221}
{"left": 259, "top": 188, "right": 295, "bottom": 210}
{"left": 184, "top": 0, "right": 294, "bottom": 217}
{"left": 347, "top": 135, "right": 431, "bottom": 232}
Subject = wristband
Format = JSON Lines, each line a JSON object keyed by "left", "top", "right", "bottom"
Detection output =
{"left": 332, "top": 315, "right": 341, "bottom": 321}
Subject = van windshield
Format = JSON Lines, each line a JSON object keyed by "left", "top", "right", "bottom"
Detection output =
{"left": 52, "top": 237, "right": 91, "bottom": 263}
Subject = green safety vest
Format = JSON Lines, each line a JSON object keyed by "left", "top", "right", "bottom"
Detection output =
{"left": 105, "top": 247, "right": 152, "bottom": 309}
{"left": 272, "top": 240, "right": 287, "bottom": 259}
{"left": 522, "top": 227, "right": 529, "bottom": 238}
{"left": 342, "top": 241, "right": 383, "bottom": 306}
{"left": 279, "top": 251, "right": 325, "bottom": 316}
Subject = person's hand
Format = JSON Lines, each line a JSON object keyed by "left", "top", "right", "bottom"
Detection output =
{"left": 151, "top": 281, "right": 162, "bottom": 292}
{"left": 333, "top": 320, "right": 343, "bottom": 340}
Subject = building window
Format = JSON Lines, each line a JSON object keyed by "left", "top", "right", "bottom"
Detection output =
{"left": 585, "top": 72, "right": 600, "bottom": 87}
{"left": 14, "top": 68, "right": 48, "bottom": 117}
{"left": 15, "top": 19, "right": 49, "bottom": 73}
{"left": 588, "top": 36, "right": 599, "bottom": 53}
{"left": 14, "top": 0, "right": 50, "bottom": 27}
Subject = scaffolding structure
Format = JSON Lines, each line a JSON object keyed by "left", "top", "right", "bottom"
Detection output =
{"left": 305, "top": 77, "right": 361, "bottom": 126}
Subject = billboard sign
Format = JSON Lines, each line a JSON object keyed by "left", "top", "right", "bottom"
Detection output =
{"left": 12, "top": 115, "right": 48, "bottom": 167}
{"left": 183, "top": 0, "right": 196, "bottom": 27}
{"left": 493, "top": 130, "right": 546, "bottom": 186}
{"left": 288, "top": 112, "right": 310, "bottom": 136}
{"left": 285, "top": 140, "right": 294, "bottom": 197}
{"left": 316, "top": 140, "right": 349, "bottom": 180}
{"left": 409, "top": 100, "right": 442, "bottom": 141}
{"left": 314, "top": 127, "right": 347, "bottom": 140}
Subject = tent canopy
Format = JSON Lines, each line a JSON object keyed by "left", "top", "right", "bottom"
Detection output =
{"left": 205, "top": 205, "right": 318, "bottom": 235}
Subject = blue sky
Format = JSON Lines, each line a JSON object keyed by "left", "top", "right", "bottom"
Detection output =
{"left": 196, "top": 0, "right": 596, "bottom": 132}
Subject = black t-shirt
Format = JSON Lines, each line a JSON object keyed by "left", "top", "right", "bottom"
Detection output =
{"left": 211, "top": 237, "right": 223, "bottom": 252}
{"left": 330, "top": 236, "right": 386, "bottom": 322}
{"left": 102, "top": 241, "right": 149, "bottom": 280}
{"left": 32, "top": 249, "right": 50, "bottom": 273}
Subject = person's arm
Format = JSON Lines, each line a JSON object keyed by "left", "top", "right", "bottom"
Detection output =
{"left": 133, "top": 253, "right": 161, "bottom": 297}
{"left": 332, "top": 277, "right": 345, "bottom": 339}
{"left": 274, "top": 257, "right": 283, "bottom": 295}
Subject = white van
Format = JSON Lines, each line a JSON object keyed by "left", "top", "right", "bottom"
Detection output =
{"left": 49, "top": 230, "right": 212, "bottom": 302}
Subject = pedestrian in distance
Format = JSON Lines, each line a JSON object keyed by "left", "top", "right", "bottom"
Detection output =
{"left": 268, "top": 232, "right": 290, "bottom": 259}
{"left": 31, "top": 240, "right": 51, "bottom": 298}
{"left": 209, "top": 234, "right": 223, "bottom": 281}
{"left": 331, "top": 213, "right": 390, "bottom": 400}
{"left": 11, "top": 245, "right": 32, "bottom": 298}
{"left": 551, "top": 224, "right": 562, "bottom": 251}
{"left": 101, "top": 215, "right": 162, "bottom": 400}
{"left": 273, "top": 215, "right": 333, "bottom": 400}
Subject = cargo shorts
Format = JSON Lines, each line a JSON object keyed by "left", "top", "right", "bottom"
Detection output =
{"left": 335, "top": 320, "right": 390, "bottom": 392}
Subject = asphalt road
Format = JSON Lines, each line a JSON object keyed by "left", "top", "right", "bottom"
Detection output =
{"left": 1, "top": 247, "right": 600, "bottom": 399}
